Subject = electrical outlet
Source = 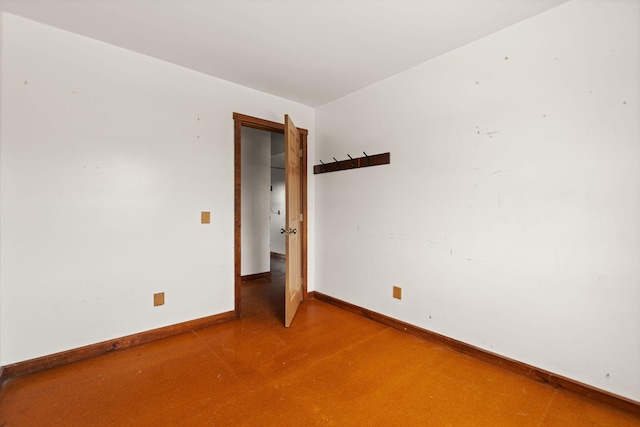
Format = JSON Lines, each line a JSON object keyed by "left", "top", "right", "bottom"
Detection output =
{"left": 154, "top": 292, "right": 165, "bottom": 306}
{"left": 393, "top": 286, "right": 402, "bottom": 300}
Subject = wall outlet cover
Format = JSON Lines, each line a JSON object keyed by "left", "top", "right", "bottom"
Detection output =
{"left": 154, "top": 292, "right": 165, "bottom": 306}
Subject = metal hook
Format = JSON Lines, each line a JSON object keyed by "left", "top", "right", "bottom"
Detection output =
{"left": 363, "top": 151, "right": 369, "bottom": 166}
{"left": 347, "top": 154, "right": 355, "bottom": 167}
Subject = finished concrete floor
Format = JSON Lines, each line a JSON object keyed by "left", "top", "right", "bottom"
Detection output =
{"left": 1, "top": 259, "right": 638, "bottom": 426}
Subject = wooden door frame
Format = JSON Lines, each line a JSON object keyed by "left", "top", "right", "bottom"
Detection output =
{"left": 233, "top": 112, "right": 309, "bottom": 317}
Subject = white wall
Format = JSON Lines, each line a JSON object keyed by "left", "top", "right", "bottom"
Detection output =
{"left": 0, "top": 13, "right": 314, "bottom": 365}
{"left": 270, "top": 165, "right": 286, "bottom": 255}
{"left": 241, "top": 127, "right": 271, "bottom": 276}
{"left": 315, "top": 0, "right": 640, "bottom": 401}
{"left": 0, "top": 13, "right": 4, "bottom": 365}
{"left": 270, "top": 132, "right": 286, "bottom": 256}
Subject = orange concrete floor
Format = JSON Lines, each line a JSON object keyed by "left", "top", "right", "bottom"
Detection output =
{"left": 1, "top": 259, "right": 638, "bottom": 426}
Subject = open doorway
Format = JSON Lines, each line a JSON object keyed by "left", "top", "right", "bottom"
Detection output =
{"left": 233, "top": 113, "right": 308, "bottom": 324}
{"left": 238, "top": 128, "right": 287, "bottom": 322}
{"left": 239, "top": 128, "right": 284, "bottom": 282}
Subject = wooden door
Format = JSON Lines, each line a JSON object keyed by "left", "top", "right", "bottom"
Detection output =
{"left": 284, "top": 114, "right": 303, "bottom": 327}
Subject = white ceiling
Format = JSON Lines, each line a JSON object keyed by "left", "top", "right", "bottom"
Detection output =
{"left": 0, "top": 0, "right": 569, "bottom": 107}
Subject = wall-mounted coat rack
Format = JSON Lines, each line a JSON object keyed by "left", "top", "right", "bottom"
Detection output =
{"left": 313, "top": 152, "right": 390, "bottom": 175}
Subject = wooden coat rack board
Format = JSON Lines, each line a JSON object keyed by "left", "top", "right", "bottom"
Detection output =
{"left": 313, "top": 152, "right": 390, "bottom": 175}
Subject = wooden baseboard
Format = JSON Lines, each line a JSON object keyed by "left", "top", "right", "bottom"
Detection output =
{"left": 311, "top": 292, "right": 640, "bottom": 419}
{"left": 270, "top": 252, "right": 286, "bottom": 260}
{"left": 241, "top": 272, "right": 271, "bottom": 282}
{"left": 0, "top": 310, "right": 236, "bottom": 383}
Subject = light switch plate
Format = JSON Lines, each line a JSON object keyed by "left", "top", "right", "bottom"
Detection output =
{"left": 201, "top": 211, "right": 211, "bottom": 224}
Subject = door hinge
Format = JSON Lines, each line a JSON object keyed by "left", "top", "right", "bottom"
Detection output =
{"left": 299, "top": 213, "right": 304, "bottom": 222}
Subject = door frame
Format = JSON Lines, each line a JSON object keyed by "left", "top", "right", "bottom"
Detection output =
{"left": 233, "top": 112, "right": 308, "bottom": 317}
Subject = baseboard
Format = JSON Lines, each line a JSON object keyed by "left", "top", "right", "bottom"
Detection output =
{"left": 270, "top": 252, "right": 286, "bottom": 260}
{"left": 241, "top": 271, "right": 271, "bottom": 282}
{"left": 0, "top": 310, "right": 236, "bottom": 383}
{"left": 311, "top": 292, "right": 640, "bottom": 419}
